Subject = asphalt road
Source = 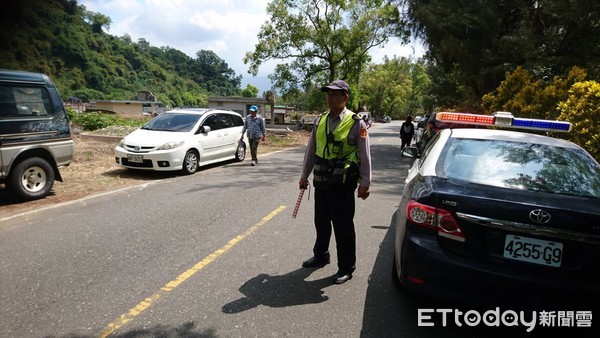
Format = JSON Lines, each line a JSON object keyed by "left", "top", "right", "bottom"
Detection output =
{"left": 0, "top": 122, "right": 561, "bottom": 338}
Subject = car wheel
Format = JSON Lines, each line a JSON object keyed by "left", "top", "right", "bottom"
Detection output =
{"left": 7, "top": 157, "right": 55, "bottom": 201}
{"left": 235, "top": 142, "right": 246, "bottom": 162}
{"left": 181, "top": 150, "right": 199, "bottom": 175}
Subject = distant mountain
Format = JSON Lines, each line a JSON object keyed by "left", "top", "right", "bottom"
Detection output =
{"left": 0, "top": 0, "right": 245, "bottom": 108}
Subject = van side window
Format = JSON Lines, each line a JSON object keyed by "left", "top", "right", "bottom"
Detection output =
{"left": 203, "top": 114, "right": 221, "bottom": 131}
{"left": 231, "top": 114, "right": 243, "bottom": 127}
{"left": 218, "top": 113, "right": 234, "bottom": 128}
{"left": 0, "top": 85, "right": 51, "bottom": 118}
{"left": 0, "top": 85, "right": 18, "bottom": 117}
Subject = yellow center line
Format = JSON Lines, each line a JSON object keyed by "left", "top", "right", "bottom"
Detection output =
{"left": 99, "top": 205, "right": 287, "bottom": 338}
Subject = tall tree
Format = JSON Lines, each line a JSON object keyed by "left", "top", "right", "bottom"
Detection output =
{"left": 194, "top": 50, "right": 242, "bottom": 97}
{"left": 359, "top": 57, "right": 431, "bottom": 119}
{"left": 241, "top": 84, "right": 260, "bottom": 98}
{"left": 244, "top": 0, "right": 406, "bottom": 95}
{"left": 0, "top": 0, "right": 243, "bottom": 107}
{"left": 401, "top": 0, "right": 600, "bottom": 108}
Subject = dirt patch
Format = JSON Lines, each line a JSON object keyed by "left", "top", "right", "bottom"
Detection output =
{"left": 0, "top": 131, "right": 310, "bottom": 219}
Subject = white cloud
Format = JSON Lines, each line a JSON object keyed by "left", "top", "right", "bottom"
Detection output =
{"left": 80, "top": 0, "right": 425, "bottom": 91}
{"left": 81, "top": 0, "right": 268, "bottom": 79}
{"left": 370, "top": 37, "right": 426, "bottom": 63}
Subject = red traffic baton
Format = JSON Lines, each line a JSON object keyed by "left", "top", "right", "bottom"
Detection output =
{"left": 292, "top": 188, "right": 305, "bottom": 218}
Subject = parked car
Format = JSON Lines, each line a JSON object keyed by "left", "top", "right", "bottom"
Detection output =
{"left": 0, "top": 69, "right": 74, "bottom": 201}
{"left": 376, "top": 115, "right": 390, "bottom": 123}
{"left": 416, "top": 113, "right": 430, "bottom": 129}
{"left": 114, "top": 108, "right": 247, "bottom": 174}
{"left": 393, "top": 111, "right": 600, "bottom": 307}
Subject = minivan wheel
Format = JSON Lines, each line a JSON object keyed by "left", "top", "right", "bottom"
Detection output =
{"left": 181, "top": 150, "right": 199, "bottom": 175}
{"left": 235, "top": 143, "right": 246, "bottom": 162}
{"left": 8, "top": 157, "right": 55, "bottom": 201}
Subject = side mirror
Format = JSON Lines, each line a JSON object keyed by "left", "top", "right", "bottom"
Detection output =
{"left": 200, "top": 125, "right": 211, "bottom": 133}
{"left": 401, "top": 146, "right": 419, "bottom": 158}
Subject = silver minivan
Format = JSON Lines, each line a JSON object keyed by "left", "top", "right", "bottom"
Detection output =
{"left": 114, "top": 108, "right": 247, "bottom": 174}
{"left": 0, "top": 69, "right": 74, "bottom": 201}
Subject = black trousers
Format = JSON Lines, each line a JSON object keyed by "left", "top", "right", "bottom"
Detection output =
{"left": 313, "top": 183, "right": 357, "bottom": 274}
{"left": 400, "top": 136, "right": 412, "bottom": 150}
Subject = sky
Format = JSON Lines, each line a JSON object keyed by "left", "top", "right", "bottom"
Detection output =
{"left": 80, "top": 0, "right": 425, "bottom": 93}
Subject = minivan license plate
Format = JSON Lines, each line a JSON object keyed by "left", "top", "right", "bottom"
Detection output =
{"left": 503, "top": 235, "right": 562, "bottom": 267}
{"left": 127, "top": 154, "right": 143, "bottom": 163}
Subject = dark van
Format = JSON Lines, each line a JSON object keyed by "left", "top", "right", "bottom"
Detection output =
{"left": 0, "top": 69, "right": 74, "bottom": 201}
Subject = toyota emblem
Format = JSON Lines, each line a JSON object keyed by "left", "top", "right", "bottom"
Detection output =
{"left": 529, "top": 209, "right": 551, "bottom": 224}
{"left": 135, "top": 146, "right": 141, "bottom": 151}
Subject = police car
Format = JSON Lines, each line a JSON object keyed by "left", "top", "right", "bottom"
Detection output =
{"left": 392, "top": 112, "right": 600, "bottom": 307}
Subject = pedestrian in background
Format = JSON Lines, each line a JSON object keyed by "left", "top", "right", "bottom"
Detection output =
{"left": 241, "top": 105, "right": 266, "bottom": 166}
{"left": 298, "top": 79, "right": 372, "bottom": 285}
{"left": 399, "top": 115, "right": 415, "bottom": 150}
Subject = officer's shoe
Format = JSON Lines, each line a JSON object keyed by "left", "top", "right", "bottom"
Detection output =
{"left": 333, "top": 271, "right": 353, "bottom": 284}
{"left": 302, "top": 256, "right": 330, "bottom": 268}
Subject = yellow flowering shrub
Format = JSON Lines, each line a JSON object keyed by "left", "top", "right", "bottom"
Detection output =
{"left": 557, "top": 81, "right": 600, "bottom": 161}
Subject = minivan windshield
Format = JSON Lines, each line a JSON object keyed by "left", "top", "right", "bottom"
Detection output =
{"left": 142, "top": 113, "right": 200, "bottom": 132}
{"left": 440, "top": 138, "right": 600, "bottom": 197}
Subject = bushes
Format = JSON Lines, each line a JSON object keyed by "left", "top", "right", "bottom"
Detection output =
{"left": 482, "top": 66, "right": 599, "bottom": 162}
{"left": 69, "top": 111, "right": 148, "bottom": 131}
{"left": 482, "top": 66, "right": 587, "bottom": 120}
{"left": 558, "top": 81, "right": 600, "bottom": 161}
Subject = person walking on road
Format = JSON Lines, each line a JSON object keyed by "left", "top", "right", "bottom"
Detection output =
{"left": 298, "top": 79, "right": 372, "bottom": 285}
{"left": 241, "top": 105, "right": 266, "bottom": 166}
{"left": 399, "top": 115, "right": 415, "bottom": 150}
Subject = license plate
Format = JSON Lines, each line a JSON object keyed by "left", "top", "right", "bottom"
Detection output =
{"left": 127, "top": 154, "right": 143, "bottom": 163}
{"left": 503, "top": 234, "right": 563, "bottom": 267}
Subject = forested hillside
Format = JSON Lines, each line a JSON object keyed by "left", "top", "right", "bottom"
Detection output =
{"left": 0, "top": 0, "right": 242, "bottom": 107}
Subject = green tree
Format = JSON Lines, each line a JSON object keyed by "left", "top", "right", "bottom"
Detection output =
{"left": 557, "top": 81, "right": 600, "bottom": 161}
{"left": 241, "top": 84, "right": 260, "bottom": 98}
{"left": 401, "top": 0, "right": 600, "bottom": 108}
{"left": 0, "top": 0, "right": 241, "bottom": 108}
{"left": 84, "top": 10, "right": 111, "bottom": 33}
{"left": 244, "top": 0, "right": 405, "bottom": 95}
{"left": 359, "top": 57, "right": 431, "bottom": 119}
{"left": 482, "top": 66, "right": 587, "bottom": 120}
{"left": 193, "top": 50, "right": 242, "bottom": 97}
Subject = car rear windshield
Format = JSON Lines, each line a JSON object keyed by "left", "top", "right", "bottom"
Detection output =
{"left": 440, "top": 138, "right": 600, "bottom": 197}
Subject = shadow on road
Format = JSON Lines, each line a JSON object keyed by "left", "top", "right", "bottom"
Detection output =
{"left": 222, "top": 268, "right": 335, "bottom": 313}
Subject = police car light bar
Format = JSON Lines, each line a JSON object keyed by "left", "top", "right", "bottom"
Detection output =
{"left": 436, "top": 112, "right": 572, "bottom": 132}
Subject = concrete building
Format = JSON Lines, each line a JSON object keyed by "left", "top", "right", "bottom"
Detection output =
{"left": 89, "top": 100, "right": 159, "bottom": 116}
{"left": 208, "top": 96, "right": 273, "bottom": 119}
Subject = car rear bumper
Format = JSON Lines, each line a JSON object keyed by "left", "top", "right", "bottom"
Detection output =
{"left": 399, "top": 226, "right": 600, "bottom": 309}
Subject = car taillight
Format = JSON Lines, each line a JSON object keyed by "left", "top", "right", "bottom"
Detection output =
{"left": 406, "top": 200, "right": 465, "bottom": 242}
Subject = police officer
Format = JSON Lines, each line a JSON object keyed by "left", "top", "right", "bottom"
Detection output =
{"left": 298, "top": 79, "right": 372, "bottom": 284}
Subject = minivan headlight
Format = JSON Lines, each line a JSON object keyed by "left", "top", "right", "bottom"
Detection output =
{"left": 157, "top": 141, "right": 184, "bottom": 150}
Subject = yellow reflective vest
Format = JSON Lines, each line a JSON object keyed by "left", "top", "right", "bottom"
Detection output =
{"left": 313, "top": 112, "right": 360, "bottom": 188}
